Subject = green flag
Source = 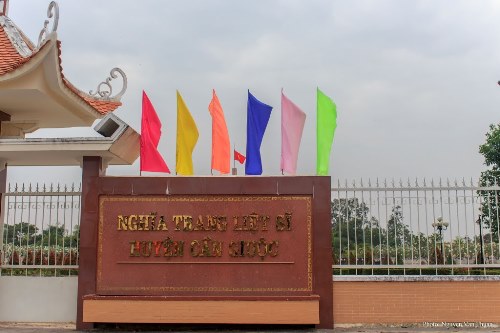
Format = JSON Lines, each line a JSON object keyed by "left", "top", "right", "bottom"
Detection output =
{"left": 316, "top": 88, "right": 337, "bottom": 175}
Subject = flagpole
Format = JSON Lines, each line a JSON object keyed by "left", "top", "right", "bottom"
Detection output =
{"left": 232, "top": 144, "right": 237, "bottom": 176}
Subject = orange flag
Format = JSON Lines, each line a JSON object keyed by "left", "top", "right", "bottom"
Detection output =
{"left": 208, "top": 89, "right": 230, "bottom": 174}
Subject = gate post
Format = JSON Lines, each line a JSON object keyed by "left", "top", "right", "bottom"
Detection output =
{"left": 76, "top": 157, "right": 105, "bottom": 330}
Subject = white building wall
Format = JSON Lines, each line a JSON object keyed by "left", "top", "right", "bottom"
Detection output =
{"left": 0, "top": 276, "right": 77, "bottom": 322}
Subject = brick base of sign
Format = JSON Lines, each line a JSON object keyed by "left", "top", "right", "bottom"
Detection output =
{"left": 83, "top": 296, "right": 319, "bottom": 324}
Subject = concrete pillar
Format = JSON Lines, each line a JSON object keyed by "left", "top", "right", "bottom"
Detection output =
{"left": 76, "top": 157, "right": 104, "bottom": 330}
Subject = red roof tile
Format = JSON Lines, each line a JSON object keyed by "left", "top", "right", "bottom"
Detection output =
{"left": 0, "top": 25, "right": 32, "bottom": 75}
{"left": 55, "top": 41, "right": 122, "bottom": 115}
{"left": 62, "top": 75, "right": 122, "bottom": 115}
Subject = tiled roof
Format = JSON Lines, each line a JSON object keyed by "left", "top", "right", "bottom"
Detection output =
{"left": 55, "top": 41, "right": 122, "bottom": 115}
{"left": 62, "top": 76, "right": 122, "bottom": 115}
{"left": 0, "top": 25, "right": 32, "bottom": 75}
{"left": 0, "top": 24, "right": 121, "bottom": 115}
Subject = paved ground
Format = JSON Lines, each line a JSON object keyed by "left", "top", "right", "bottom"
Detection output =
{"left": 1, "top": 323, "right": 500, "bottom": 333}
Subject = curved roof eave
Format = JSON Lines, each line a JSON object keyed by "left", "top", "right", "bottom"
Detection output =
{"left": 0, "top": 31, "right": 122, "bottom": 119}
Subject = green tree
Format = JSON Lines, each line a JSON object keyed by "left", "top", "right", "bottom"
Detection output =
{"left": 38, "top": 224, "right": 66, "bottom": 247}
{"left": 331, "top": 198, "right": 383, "bottom": 264}
{"left": 63, "top": 224, "right": 79, "bottom": 248}
{"left": 478, "top": 123, "right": 500, "bottom": 241}
{"left": 386, "top": 206, "right": 410, "bottom": 247}
{"left": 383, "top": 206, "right": 420, "bottom": 264}
{"left": 3, "top": 222, "right": 39, "bottom": 246}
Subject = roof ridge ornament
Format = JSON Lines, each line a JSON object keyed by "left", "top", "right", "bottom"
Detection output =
{"left": 89, "top": 67, "right": 128, "bottom": 100}
{"left": 37, "top": 1, "right": 59, "bottom": 49}
{"left": 0, "top": 0, "right": 9, "bottom": 16}
{"left": 0, "top": 16, "right": 32, "bottom": 57}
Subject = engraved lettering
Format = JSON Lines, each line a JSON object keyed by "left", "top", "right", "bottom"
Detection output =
{"left": 257, "top": 238, "right": 268, "bottom": 258}
{"left": 152, "top": 240, "right": 163, "bottom": 256}
{"left": 137, "top": 215, "right": 149, "bottom": 231}
{"left": 191, "top": 240, "right": 200, "bottom": 256}
{"left": 195, "top": 215, "right": 205, "bottom": 230}
{"left": 234, "top": 213, "right": 269, "bottom": 232}
{"left": 156, "top": 215, "right": 168, "bottom": 231}
{"left": 117, "top": 215, "right": 128, "bottom": 230}
{"left": 173, "top": 215, "right": 184, "bottom": 231}
{"left": 140, "top": 241, "right": 152, "bottom": 257}
{"left": 217, "top": 216, "right": 227, "bottom": 231}
{"left": 245, "top": 240, "right": 257, "bottom": 257}
{"left": 129, "top": 240, "right": 140, "bottom": 256}
{"left": 276, "top": 212, "right": 292, "bottom": 231}
{"left": 164, "top": 237, "right": 184, "bottom": 257}
{"left": 183, "top": 215, "right": 193, "bottom": 231}
{"left": 149, "top": 212, "right": 157, "bottom": 230}
{"left": 207, "top": 215, "right": 216, "bottom": 230}
{"left": 128, "top": 215, "right": 138, "bottom": 230}
{"left": 228, "top": 238, "right": 280, "bottom": 258}
{"left": 190, "top": 237, "right": 223, "bottom": 257}
{"left": 261, "top": 215, "right": 269, "bottom": 231}
{"left": 268, "top": 240, "right": 279, "bottom": 257}
{"left": 233, "top": 216, "right": 242, "bottom": 230}
{"left": 228, "top": 240, "right": 243, "bottom": 257}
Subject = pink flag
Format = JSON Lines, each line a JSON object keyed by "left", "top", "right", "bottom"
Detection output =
{"left": 281, "top": 91, "right": 306, "bottom": 175}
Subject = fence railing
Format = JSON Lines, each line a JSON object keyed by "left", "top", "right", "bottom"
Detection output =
{"left": 332, "top": 178, "right": 500, "bottom": 275}
{"left": 0, "top": 183, "right": 81, "bottom": 276}
{"left": 2, "top": 179, "right": 499, "bottom": 277}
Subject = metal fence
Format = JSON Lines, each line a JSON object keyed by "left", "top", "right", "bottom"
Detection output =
{"left": 2, "top": 179, "right": 500, "bottom": 276}
{"left": 332, "top": 179, "right": 500, "bottom": 275}
{"left": 0, "top": 183, "right": 81, "bottom": 276}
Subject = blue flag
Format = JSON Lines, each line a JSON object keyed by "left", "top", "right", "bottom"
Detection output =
{"left": 245, "top": 91, "right": 273, "bottom": 175}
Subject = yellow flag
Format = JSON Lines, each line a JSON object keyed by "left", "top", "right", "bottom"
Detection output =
{"left": 176, "top": 91, "right": 199, "bottom": 175}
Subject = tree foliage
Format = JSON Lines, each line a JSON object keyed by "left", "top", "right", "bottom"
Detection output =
{"left": 478, "top": 124, "right": 500, "bottom": 241}
{"left": 386, "top": 206, "right": 412, "bottom": 248}
{"left": 332, "top": 201, "right": 456, "bottom": 265}
{"left": 3, "top": 222, "right": 78, "bottom": 247}
{"left": 332, "top": 198, "right": 386, "bottom": 264}
{"left": 479, "top": 124, "right": 500, "bottom": 167}
{"left": 3, "top": 222, "right": 39, "bottom": 246}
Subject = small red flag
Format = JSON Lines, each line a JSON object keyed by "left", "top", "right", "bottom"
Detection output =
{"left": 234, "top": 150, "right": 246, "bottom": 164}
{"left": 140, "top": 91, "right": 170, "bottom": 173}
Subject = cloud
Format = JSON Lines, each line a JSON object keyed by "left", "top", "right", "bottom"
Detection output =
{"left": 6, "top": 0, "right": 500, "bottom": 183}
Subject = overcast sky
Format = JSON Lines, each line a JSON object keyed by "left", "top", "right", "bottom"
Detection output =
{"left": 6, "top": 0, "right": 500, "bottom": 185}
